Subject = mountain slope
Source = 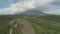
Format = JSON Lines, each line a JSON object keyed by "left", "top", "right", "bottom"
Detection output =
{"left": 16, "top": 9, "right": 45, "bottom": 15}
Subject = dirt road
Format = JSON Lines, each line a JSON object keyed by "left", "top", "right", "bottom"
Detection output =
{"left": 21, "top": 19, "right": 36, "bottom": 34}
{"left": 9, "top": 18, "right": 36, "bottom": 34}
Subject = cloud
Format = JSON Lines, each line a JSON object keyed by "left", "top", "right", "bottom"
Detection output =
{"left": 0, "top": 0, "right": 36, "bottom": 15}
{"left": 42, "top": 0, "right": 60, "bottom": 15}
{"left": 49, "top": 0, "right": 60, "bottom": 5}
{"left": 43, "top": 9, "right": 60, "bottom": 15}
{"left": 0, "top": 0, "right": 59, "bottom": 15}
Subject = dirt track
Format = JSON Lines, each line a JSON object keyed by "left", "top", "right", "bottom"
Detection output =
{"left": 21, "top": 19, "right": 36, "bottom": 34}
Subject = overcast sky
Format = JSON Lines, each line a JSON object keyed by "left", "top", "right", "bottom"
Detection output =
{"left": 0, "top": 0, "right": 60, "bottom": 15}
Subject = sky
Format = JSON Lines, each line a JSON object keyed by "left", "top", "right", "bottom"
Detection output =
{"left": 0, "top": 0, "right": 60, "bottom": 15}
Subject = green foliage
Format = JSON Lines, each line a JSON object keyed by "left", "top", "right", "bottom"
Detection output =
{"left": 12, "top": 23, "right": 22, "bottom": 34}
{"left": 25, "top": 15, "right": 60, "bottom": 34}
{"left": 0, "top": 15, "right": 22, "bottom": 34}
{"left": 0, "top": 15, "right": 60, "bottom": 34}
{"left": 0, "top": 17, "right": 12, "bottom": 34}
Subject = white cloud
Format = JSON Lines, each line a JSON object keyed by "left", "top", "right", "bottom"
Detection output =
{"left": 0, "top": 0, "right": 36, "bottom": 15}
{"left": 43, "top": 9, "right": 60, "bottom": 15}
{"left": 0, "top": 0, "right": 55, "bottom": 15}
{"left": 41, "top": 0, "right": 60, "bottom": 15}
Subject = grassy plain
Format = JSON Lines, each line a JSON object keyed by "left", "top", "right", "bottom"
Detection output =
{"left": 0, "top": 15, "right": 60, "bottom": 34}
{"left": 25, "top": 15, "right": 60, "bottom": 34}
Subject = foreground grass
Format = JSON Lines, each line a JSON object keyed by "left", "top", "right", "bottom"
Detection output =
{"left": 0, "top": 16, "right": 13, "bottom": 34}
{"left": 0, "top": 16, "right": 22, "bottom": 34}
{"left": 25, "top": 15, "right": 60, "bottom": 34}
{"left": 12, "top": 23, "right": 22, "bottom": 34}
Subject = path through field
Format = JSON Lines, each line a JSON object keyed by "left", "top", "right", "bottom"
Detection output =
{"left": 9, "top": 18, "right": 36, "bottom": 34}
{"left": 21, "top": 19, "right": 36, "bottom": 34}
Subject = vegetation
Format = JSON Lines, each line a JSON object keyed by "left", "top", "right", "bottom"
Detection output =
{"left": 25, "top": 15, "right": 60, "bottom": 34}
{"left": 0, "top": 15, "right": 60, "bottom": 34}
{"left": 0, "top": 15, "right": 22, "bottom": 34}
{"left": 12, "top": 23, "right": 22, "bottom": 34}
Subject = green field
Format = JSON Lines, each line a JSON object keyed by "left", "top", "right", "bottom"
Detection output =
{"left": 0, "top": 15, "right": 22, "bottom": 34}
{"left": 0, "top": 15, "right": 60, "bottom": 34}
{"left": 25, "top": 15, "right": 60, "bottom": 34}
